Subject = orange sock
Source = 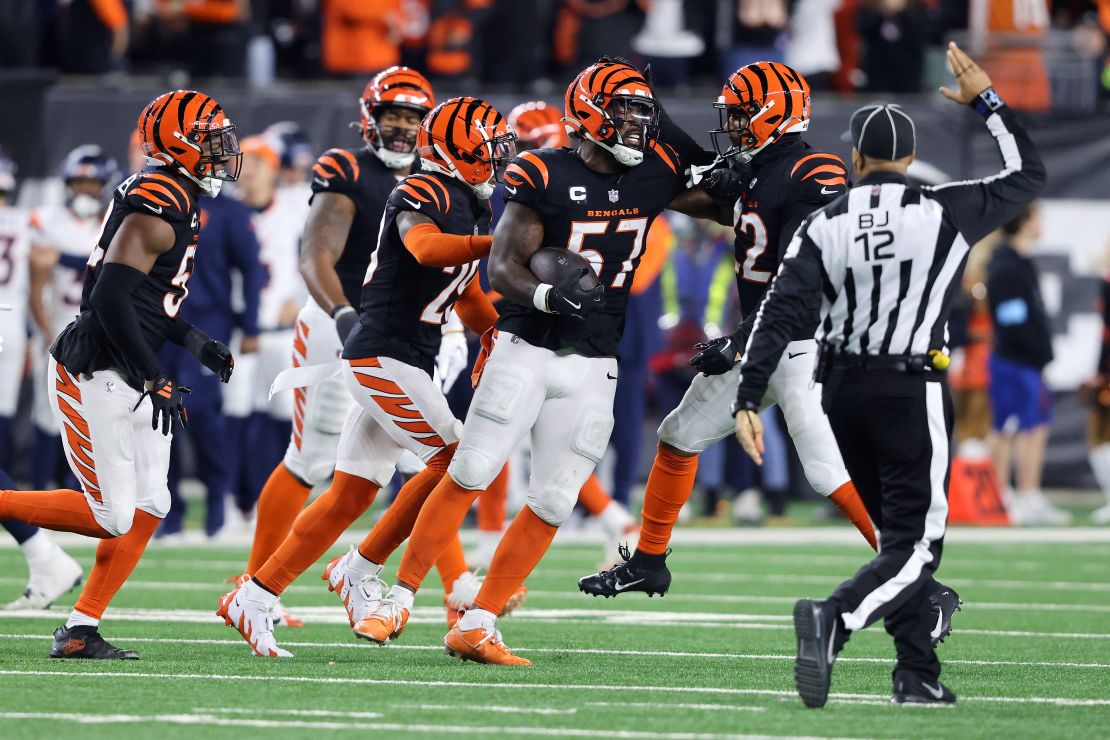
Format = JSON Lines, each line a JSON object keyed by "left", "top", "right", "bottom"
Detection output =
{"left": 396, "top": 475, "right": 482, "bottom": 591}
{"left": 435, "top": 533, "right": 469, "bottom": 590}
{"left": 477, "top": 464, "right": 509, "bottom": 532}
{"left": 254, "top": 472, "right": 379, "bottom": 595}
{"left": 247, "top": 463, "right": 312, "bottom": 574}
{"left": 473, "top": 505, "right": 556, "bottom": 614}
{"left": 73, "top": 510, "right": 160, "bottom": 619}
{"left": 638, "top": 444, "right": 699, "bottom": 555}
{"left": 828, "top": 481, "right": 877, "bottom": 551}
{"left": 357, "top": 445, "right": 455, "bottom": 565}
{"left": 577, "top": 473, "right": 611, "bottom": 516}
{"left": 0, "top": 488, "right": 111, "bottom": 538}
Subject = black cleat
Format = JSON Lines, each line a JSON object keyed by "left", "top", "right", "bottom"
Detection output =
{"left": 577, "top": 544, "right": 671, "bottom": 598}
{"left": 891, "top": 669, "right": 956, "bottom": 705}
{"left": 927, "top": 581, "right": 962, "bottom": 648}
{"left": 793, "top": 599, "right": 842, "bottom": 709}
{"left": 50, "top": 625, "right": 140, "bottom": 660}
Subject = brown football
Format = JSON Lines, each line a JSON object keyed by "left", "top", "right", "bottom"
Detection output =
{"left": 528, "top": 247, "right": 599, "bottom": 289}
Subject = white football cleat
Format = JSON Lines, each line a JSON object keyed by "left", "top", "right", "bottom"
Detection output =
{"left": 216, "top": 580, "right": 293, "bottom": 658}
{"left": 595, "top": 500, "right": 639, "bottom": 570}
{"left": 446, "top": 571, "right": 482, "bottom": 612}
{"left": 323, "top": 548, "right": 387, "bottom": 627}
{"left": 4, "top": 537, "right": 83, "bottom": 611}
{"left": 1009, "top": 492, "right": 1072, "bottom": 526}
{"left": 1090, "top": 502, "right": 1110, "bottom": 525}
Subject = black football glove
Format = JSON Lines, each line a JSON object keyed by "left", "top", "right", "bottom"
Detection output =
{"left": 702, "top": 167, "right": 746, "bottom": 203}
{"left": 135, "top": 375, "right": 190, "bottom": 436}
{"left": 547, "top": 268, "right": 605, "bottom": 320}
{"left": 690, "top": 335, "right": 739, "bottom": 376}
{"left": 184, "top": 328, "right": 234, "bottom": 383}
{"left": 332, "top": 306, "right": 359, "bottom": 343}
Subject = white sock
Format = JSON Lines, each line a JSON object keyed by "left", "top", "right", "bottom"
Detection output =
{"left": 456, "top": 608, "right": 497, "bottom": 632}
{"left": 345, "top": 549, "right": 383, "bottom": 580}
{"left": 596, "top": 501, "right": 634, "bottom": 536}
{"left": 19, "top": 531, "right": 54, "bottom": 563}
{"left": 245, "top": 578, "right": 279, "bottom": 606}
{"left": 386, "top": 584, "right": 414, "bottom": 611}
{"left": 1090, "top": 444, "right": 1110, "bottom": 501}
{"left": 66, "top": 610, "right": 99, "bottom": 629}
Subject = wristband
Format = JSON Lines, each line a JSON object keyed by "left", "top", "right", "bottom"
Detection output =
{"left": 330, "top": 305, "right": 356, "bottom": 321}
{"left": 533, "top": 284, "right": 553, "bottom": 313}
{"left": 970, "top": 87, "right": 1005, "bottom": 118}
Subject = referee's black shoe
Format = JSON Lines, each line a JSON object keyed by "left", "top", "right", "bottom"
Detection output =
{"left": 50, "top": 625, "right": 139, "bottom": 659}
{"left": 927, "top": 581, "right": 962, "bottom": 648}
{"left": 891, "top": 669, "right": 956, "bottom": 705}
{"left": 577, "top": 544, "right": 671, "bottom": 598}
{"left": 792, "top": 599, "right": 844, "bottom": 708}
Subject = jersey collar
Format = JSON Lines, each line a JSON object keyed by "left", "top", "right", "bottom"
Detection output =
{"left": 858, "top": 171, "right": 909, "bottom": 186}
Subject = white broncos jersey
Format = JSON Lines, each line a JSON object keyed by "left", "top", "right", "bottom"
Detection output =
{"left": 253, "top": 187, "right": 308, "bottom": 330}
{"left": 31, "top": 205, "right": 99, "bottom": 337}
{"left": 0, "top": 206, "right": 32, "bottom": 313}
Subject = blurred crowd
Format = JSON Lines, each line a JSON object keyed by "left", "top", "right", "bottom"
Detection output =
{"left": 1, "top": 1, "right": 1109, "bottom": 99}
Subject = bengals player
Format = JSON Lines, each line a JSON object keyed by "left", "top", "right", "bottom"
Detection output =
{"left": 349, "top": 60, "right": 733, "bottom": 665}
{"left": 577, "top": 62, "right": 963, "bottom": 648}
{"left": 217, "top": 97, "right": 514, "bottom": 657}
{"left": 0, "top": 90, "right": 240, "bottom": 658}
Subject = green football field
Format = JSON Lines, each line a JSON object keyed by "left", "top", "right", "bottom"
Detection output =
{"left": 0, "top": 530, "right": 1107, "bottom": 739}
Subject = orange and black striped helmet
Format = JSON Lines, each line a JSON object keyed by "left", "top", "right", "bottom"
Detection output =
{"left": 359, "top": 66, "right": 436, "bottom": 169}
{"left": 508, "top": 101, "right": 569, "bottom": 150}
{"left": 416, "top": 97, "right": 516, "bottom": 200}
{"left": 564, "top": 59, "right": 658, "bottom": 167}
{"left": 137, "top": 90, "right": 241, "bottom": 196}
{"left": 711, "top": 62, "right": 811, "bottom": 163}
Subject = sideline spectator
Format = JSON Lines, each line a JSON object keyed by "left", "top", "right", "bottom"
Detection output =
{"left": 59, "top": 0, "right": 130, "bottom": 73}
{"left": 986, "top": 202, "right": 1071, "bottom": 525}
{"left": 721, "top": 0, "right": 788, "bottom": 75}
{"left": 786, "top": 0, "right": 841, "bottom": 91}
{"left": 321, "top": 0, "right": 404, "bottom": 76}
{"left": 185, "top": 0, "right": 249, "bottom": 77}
{"left": 857, "top": 0, "right": 928, "bottom": 93}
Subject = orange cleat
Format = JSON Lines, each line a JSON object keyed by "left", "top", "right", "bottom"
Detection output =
{"left": 444, "top": 624, "right": 531, "bottom": 666}
{"left": 352, "top": 598, "right": 409, "bottom": 645}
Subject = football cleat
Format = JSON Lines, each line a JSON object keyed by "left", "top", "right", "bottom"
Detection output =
{"left": 444, "top": 573, "right": 528, "bottom": 627}
{"left": 578, "top": 544, "right": 670, "bottom": 598}
{"left": 323, "top": 549, "right": 387, "bottom": 627}
{"left": 50, "top": 625, "right": 138, "bottom": 660}
{"left": 792, "top": 599, "right": 841, "bottom": 709}
{"left": 5, "top": 542, "right": 83, "bottom": 611}
{"left": 444, "top": 624, "right": 531, "bottom": 666}
{"left": 352, "top": 598, "right": 409, "bottom": 645}
{"left": 891, "top": 669, "right": 956, "bottom": 705}
{"left": 273, "top": 599, "right": 303, "bottom": 628}
{"left": 216, "top": 582, "right": 293, "bottom": 658}
{"left": 927, "top": 581, "right": 962, "bottom": 648}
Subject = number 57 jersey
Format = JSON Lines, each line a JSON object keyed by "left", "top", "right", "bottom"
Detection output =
{"left": 497, "top": 145, "right": 687, "bottom": 357}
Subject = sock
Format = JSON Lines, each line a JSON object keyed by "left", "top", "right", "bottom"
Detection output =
{"left": 477, "top": 463, "right": 509, "bottom": 532}
{"left": 473, "top": 505, "right": 557, "bottom": 615}
{"left": 435, "top": 533, "right": 469, "bottom": 591}
{"left": 345, "top": 549, "right": 383, "bottom": 580}
{"left": 828, "top": 481, "right": 877, "bottom": 551}
{"left": 577, "top": 473, "right": 612, "bottom": 516}
{"left": 19, "top": 530, "right": 54, "bottom": 562}
{"left": 246, "top": 462, "right": 312, "bottom": 574}
{"left": 357, "top": 445, "right": 454, "bottom": 565}
{"left": 73, "top": 510, "right": 160, "bottom": 620}
{"left": 396, "top": 475, "right": 483, "bottom": 591}
{"left": 456, "top": 607, "right": 497, "bottom": 631}
{"left": 65, "top": 610, "right": 100, "bottom": 629}
{"left": 253, "top": 472, "right": 379, "bottom": 595}
{"left": 243, "top": 578, "right": 279, "bottom": 607}
{"left": 2, "top": 518, "right": 40, "bottom": 545}
{"left": 385, "top": 583, "right": 414, "bottom": 611}
{"left": 1090, "top": 444, "right": 1110, "bottom": 501}
{"left": 638, "top": 444, "right": 699, "bottom": 555}
{"left": 0, "top": 489, "right": 112, "bottom": 538}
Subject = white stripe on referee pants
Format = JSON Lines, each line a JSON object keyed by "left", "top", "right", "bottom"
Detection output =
{"left": 840, "top": 383, "right": 949, "bottom": 631}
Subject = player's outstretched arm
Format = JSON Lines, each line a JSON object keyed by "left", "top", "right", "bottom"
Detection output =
{"left": 397, "top": 210, "right": 493, "bottom": 268}
{"left": 488, "top": 201, "right": 546, "bottom": 306}
{"left": 667, "top": 185, "right": 736, "bottom": 226}
{"left": 299, "top": 191, "right": 357, "bottom": 335}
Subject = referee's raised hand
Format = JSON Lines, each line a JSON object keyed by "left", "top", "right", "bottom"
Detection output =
{"left": 939, "top": 41, "right": 993, "bottom": 104}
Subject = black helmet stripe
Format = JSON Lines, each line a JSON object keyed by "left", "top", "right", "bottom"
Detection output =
{"left": 765, "top": 63, "right": 794, "bottom": 121}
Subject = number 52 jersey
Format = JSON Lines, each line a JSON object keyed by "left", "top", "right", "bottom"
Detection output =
{"left": 497, "top": 145, "right": 686, "bottom": 357}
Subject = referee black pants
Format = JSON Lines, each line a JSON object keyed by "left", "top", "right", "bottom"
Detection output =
{"left": 821, "top": 366, "right": 952, "bottom": 681}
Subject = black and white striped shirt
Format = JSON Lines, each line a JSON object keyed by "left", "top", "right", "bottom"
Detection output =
{"left": 734, "top": 104, "right": 1045, "bottom": 410}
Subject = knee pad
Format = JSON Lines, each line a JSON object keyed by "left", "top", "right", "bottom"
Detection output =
{"left": 448, "top": 442, "right": 501, "bottom": 491}
{"left": 526, "top": 476, "right": 578, "bottom": 526}
{"left": 139, "top": 485, "right": 172, "bottom": 520}
{"left": 283, "top": 445, "right": 335, "bottom": 488}
{"left": 95, "top": 503, "right": 135, "bottom": 537}
{"left": 780, "top": 386, "right": 847, "bottom": 496}
{"left": 310, "top": 376, "right": 353, "bottom": 435}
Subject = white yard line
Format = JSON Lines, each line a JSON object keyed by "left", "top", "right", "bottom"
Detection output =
{"left": 586, "top": 702, "right": 765, "bottom": 713}
{"left": 194, "top": 707, "right": 384, "bottom": 719}
{"left": 0, "top": 670, "right": 1107, "bottom": 708}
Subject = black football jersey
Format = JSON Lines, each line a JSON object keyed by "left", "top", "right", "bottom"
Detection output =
{"left": 497, "top": 144, "right": 686, "bottom": 357}
{"left": 52, "top": 169, "right": 200, "bottom": 390}
{"left": 310, "top": 147, "right": 402, "bottom": 308}
{"left": 342, "top": 172, "right": 490, "bottom": 375}
{"left": 734, "top": 136, "right": 848, "bottom": 322}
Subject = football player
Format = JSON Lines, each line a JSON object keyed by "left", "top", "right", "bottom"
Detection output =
{"left": 352, "top": 60, "right": 733, "bottom": 664}
{"left": 217, "top": 97, "right": 513, "bottom": 657}
{"left": 0, "top": 152, "right": 30, "bottom": 470}
{"left": 0, "top": 90, "right": 240, "bottom": 658}
{"left": 576, "top": 62, "right": 962, "bottom": 646}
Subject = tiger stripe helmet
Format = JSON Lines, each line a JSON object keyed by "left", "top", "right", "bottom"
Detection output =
{"left": 508, "top": 101, "right": 569, "bottom": 150}
{"left": 416, "top": 97, "right": 517, "bottom": 200}
{"left": 137, "top": 90, "right": 241, "bottom": 196}
{"left": 563, "top": 60, "right": 658, "bottom": 167}
{"left": 360, "top": 66, "right": 436, "bottom": 170}
{"left": 711, "top": 62, "right": 811, "bottom": 163}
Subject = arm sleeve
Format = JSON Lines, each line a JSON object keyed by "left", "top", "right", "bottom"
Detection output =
{"left": 454, "top": 277, "right": 499, "bottom": 334}
{"left": 924, "top": 99, "right": 1046, "bottom": 246}
{"left": 227, "top": 209, "right": 264, "bottom": 336}
{"left": 734, "top": 222, "right": 825, "bottom": 409}
{"left": 89, "top": 263, "right": 162, "bottom": 381}
{"left": 403, "top": 222, "right": 493, "bottom": 267}
{"left": 89, "top": 0, "right": 127, "bottom": 30}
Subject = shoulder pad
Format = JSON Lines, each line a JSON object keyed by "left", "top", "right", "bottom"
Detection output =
{"left": 124, "top": 172, "right": 195, "bottom": 221}
{"left": 504, "top": 150, "right": 552, "bottom": 193}
{"left": 393, "top": 173, "right": 452, "bottom": 218}
{"left": 789, "top": 153, "right": 848, "bottom": 200}
{"left": 311, "top": 148, "right": 361, "bottom": 192}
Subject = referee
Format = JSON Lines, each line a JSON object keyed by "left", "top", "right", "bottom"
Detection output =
{"left": 732, "top": 42, "right": 1045, "bottom": 708}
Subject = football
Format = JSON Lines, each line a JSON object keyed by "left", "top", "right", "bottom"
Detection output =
{"left": 528, "top": 246, "right": 599, "bottom": 289}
